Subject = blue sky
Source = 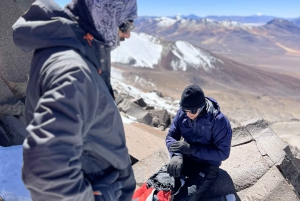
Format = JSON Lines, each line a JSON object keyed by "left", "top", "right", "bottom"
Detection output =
{"left": 55, "top": 0, "right": 300, "bottom": 18}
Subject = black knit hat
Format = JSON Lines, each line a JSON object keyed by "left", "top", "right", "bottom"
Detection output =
{"left": 180, "top": 85, "right": 206, "bottom": 110}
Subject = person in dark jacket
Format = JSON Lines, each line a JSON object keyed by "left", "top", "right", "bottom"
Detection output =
{"left": 12, "top": 0, "right": 137, "bottom": 200}
{"left": 166, "top": 84, "right": 233, "bottom": 201}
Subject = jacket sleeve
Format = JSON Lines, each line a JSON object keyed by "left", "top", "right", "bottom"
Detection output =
{"left": 190, "top": 114, "right": 232, "bottom": 161}
{"left": 22, "top": 66, "right": 95, "bottom": 201}
{"left": 166, "top": 110, "right": 182, "bottom": 157}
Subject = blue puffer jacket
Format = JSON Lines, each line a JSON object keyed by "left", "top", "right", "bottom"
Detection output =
{"left": 166, "top": 97, "right": 232, "bottom": 166}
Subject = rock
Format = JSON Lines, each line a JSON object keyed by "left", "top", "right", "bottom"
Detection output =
{"left": 1, "top": 77, "right": 27, "bottom": 99}
{"left": 158, "top": 124, "right": 165, "bottom": 131}
{"left": 131, "top": 97, "right": 147, "bottom": 108}
{"left": 115, "top": 94, "right": 124, "bottom": 105}
{"left": 118, "top": 99, "right": 152, "bottom": 125}
{"left": 150, "top": 90, "right": 163, "bottom": 97}
{"left": 145, "top": 105, "right": 155, "bottom": 110}
{"left": 221, "top": 141, "right": 270, "bottom": 191}
{"left": 0, "top": 79, "right": 25, "bottom": 117}
{"left": 237, "top": 166, "right": 299, "bottom": 201}
{"left": 0, "top": 0, "right": 33, "bottom": 83}
{"left": 231, "top": 125, "right": 252, "bottom": 147}
{"left": 151, "top": 116, "right": 160, "bottom": 127}
{"left": 132, "top": 148, "right": 169, "bottom": 186}
{"left": 0, "top": 115, "right": 27, "bottom": 147}
{"left": 290, "top": 145, "right": 300, "bottom": 159}
{"left": 149, "top": 109, "right": 170, "bottom": 128}
{"left": 132, "top": 118, "right": 300, "bottom": 200}
{"left": 0, "top": 0, "right": 32, "bottom": 117}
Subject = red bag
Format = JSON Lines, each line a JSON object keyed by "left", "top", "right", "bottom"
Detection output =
{"left": 132, "top": 165, "right": 184, "bottom": 201}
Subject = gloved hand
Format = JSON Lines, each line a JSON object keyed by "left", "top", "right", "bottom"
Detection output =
{"left": 169, "top": 141, "right": 192, "bottom": 155}
{"left": 167, "top": 155, "right": 183, "bottom": 177}
{"left": 93, "top": 170, "right": 122, "bottom": 201}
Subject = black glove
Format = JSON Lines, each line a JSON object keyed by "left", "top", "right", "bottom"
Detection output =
{"left": 167, "top": 155, "right": 183, "bottom": 177}
{"left": 93, "top": 170, "right": 122, "bottom": 201}
{"left": 169, "top": 141, "right": 192, "bottom": 155}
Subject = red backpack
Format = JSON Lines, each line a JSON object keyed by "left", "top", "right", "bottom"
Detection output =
{"left": 132, "top": 165, "right": 184, "bottom": 201}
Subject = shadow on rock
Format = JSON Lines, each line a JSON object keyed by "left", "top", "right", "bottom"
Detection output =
{"left": 202, "top": 168, "right": 240, "bottom": 201}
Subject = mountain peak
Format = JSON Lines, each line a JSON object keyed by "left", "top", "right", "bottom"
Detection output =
{"left": 267, "top": 18, "right": 293, "bottom": 26}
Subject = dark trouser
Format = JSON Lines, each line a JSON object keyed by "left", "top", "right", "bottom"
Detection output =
{"left": 174, "top": 157, "right": 219, "bottom": 201}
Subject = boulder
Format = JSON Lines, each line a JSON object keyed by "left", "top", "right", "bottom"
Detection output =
{"left": 0, "top": 78, "right": 25, "bottom": 117}
{"left": 0, "top": 115, "right": 27, "bottom": 147}
{"left": 237, "top": 166, "right": 299, "bottom": 201}
{"left": 149, "top": 109, "right": 170, "bottom": 130}
{"left": 131, "top": 97, "right": 147, "bottom": 108}
{"left": 118, "top": 99, "right": 152, "bottom": 125}
{"left": 131, "top": 118, "right": 300, "bottom": 200}
{"left": 132, "top": 148, "right": 169, "bottom": 186}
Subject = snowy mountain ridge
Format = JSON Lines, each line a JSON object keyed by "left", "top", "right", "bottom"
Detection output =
{"left": 170, "top": 41, "right": 223, "bottom": 71}
{"left": 138, "top": 16, "right": 253, "bottom": 29}
{"left": 111, "top": 32, "right": 162, "bottom": 68}
{"left": 112, "top": 32, "right": 223, "bottom": 72}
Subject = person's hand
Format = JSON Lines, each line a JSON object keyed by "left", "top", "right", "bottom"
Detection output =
{"left": 169, "top": 141, "right": 192, "bottom": 155}
{"left": 167, "top": 155, "right": 183, "bottom": 177}
{"left": 93, "top": 170, "right": 122, "bottom": 201}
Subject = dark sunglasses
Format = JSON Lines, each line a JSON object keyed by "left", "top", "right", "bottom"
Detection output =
{"left": 182, "top": 105, "right": 205, "bottom": 114}
{"left": 119, "top": 19, "right": 135, "bottom": 33}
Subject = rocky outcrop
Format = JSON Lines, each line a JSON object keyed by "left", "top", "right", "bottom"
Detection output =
{"left": 0, "top": 0, "right": 34, "bottom": 146}
{"left": 131, "top": 118, "right": 300, "bottom": 200}
{"left": 0, "top": 116, "right": 27, "bottom": 147}
{"left": 0, "top": 0, "right": 32, "bottom": 100}
{"left": 116, "top": 94, "right": 171, "bottom": 130}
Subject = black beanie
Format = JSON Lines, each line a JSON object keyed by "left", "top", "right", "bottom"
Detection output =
{"left": 180, "top": 85, "right": 206, "bottom": 110}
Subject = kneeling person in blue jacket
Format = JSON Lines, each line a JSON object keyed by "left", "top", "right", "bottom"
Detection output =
{"left": 166, "top": 84, "right": 232, "bottom": 200}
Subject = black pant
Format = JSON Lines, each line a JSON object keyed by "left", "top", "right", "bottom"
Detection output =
{"left": 174, "top": 157, "right": 219, "bottom": 201}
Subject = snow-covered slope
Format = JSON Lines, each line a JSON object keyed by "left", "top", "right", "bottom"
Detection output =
{"left": 111, "top": 32, "right": 163, "bottom": 68}
{"left": 170, "top": 41, "right": 223, "bottom": 71}
{"left": 112, "top": 32, "right": 223, "bottom": 72}
{"left": 111, "top": 67, "right": 180, "bottom": 115}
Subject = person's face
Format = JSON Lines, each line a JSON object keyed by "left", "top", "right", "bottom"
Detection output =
{"left": 119, "top": 30, "right": 131, "bottom": 42}
{"left": 185, "top": 108, "right": 200, "bottom": 120}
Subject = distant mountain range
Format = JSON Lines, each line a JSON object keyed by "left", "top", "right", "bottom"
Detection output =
{"left": 137, "top": 15, "right": 299, "bottom": 25}
{"left": 134, "top": 16, "right": 300, "bottom": 66}
{"left": 293, "top": 18, "right": 300, "bottom": 26}
{"left": 112, "top": 32, "right": 300, "bottom": 98}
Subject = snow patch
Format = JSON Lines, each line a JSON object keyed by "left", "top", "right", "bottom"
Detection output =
{"left": 134, "top": 76, "right": 155, "bottom": 88}
{"left": 170, "top": 41, "right": 223, "bottom": 72}
{"left": 111, "top": 32, "right": 163, "bottom": 68}
{"left": 111, "top": 70, "right": 179, "bottom": 115}
{"left": 157, "top": 17, "right": 177, "bottom": 27}
{"left": 121, "top": 115, "right": 135, "bottom": 124}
